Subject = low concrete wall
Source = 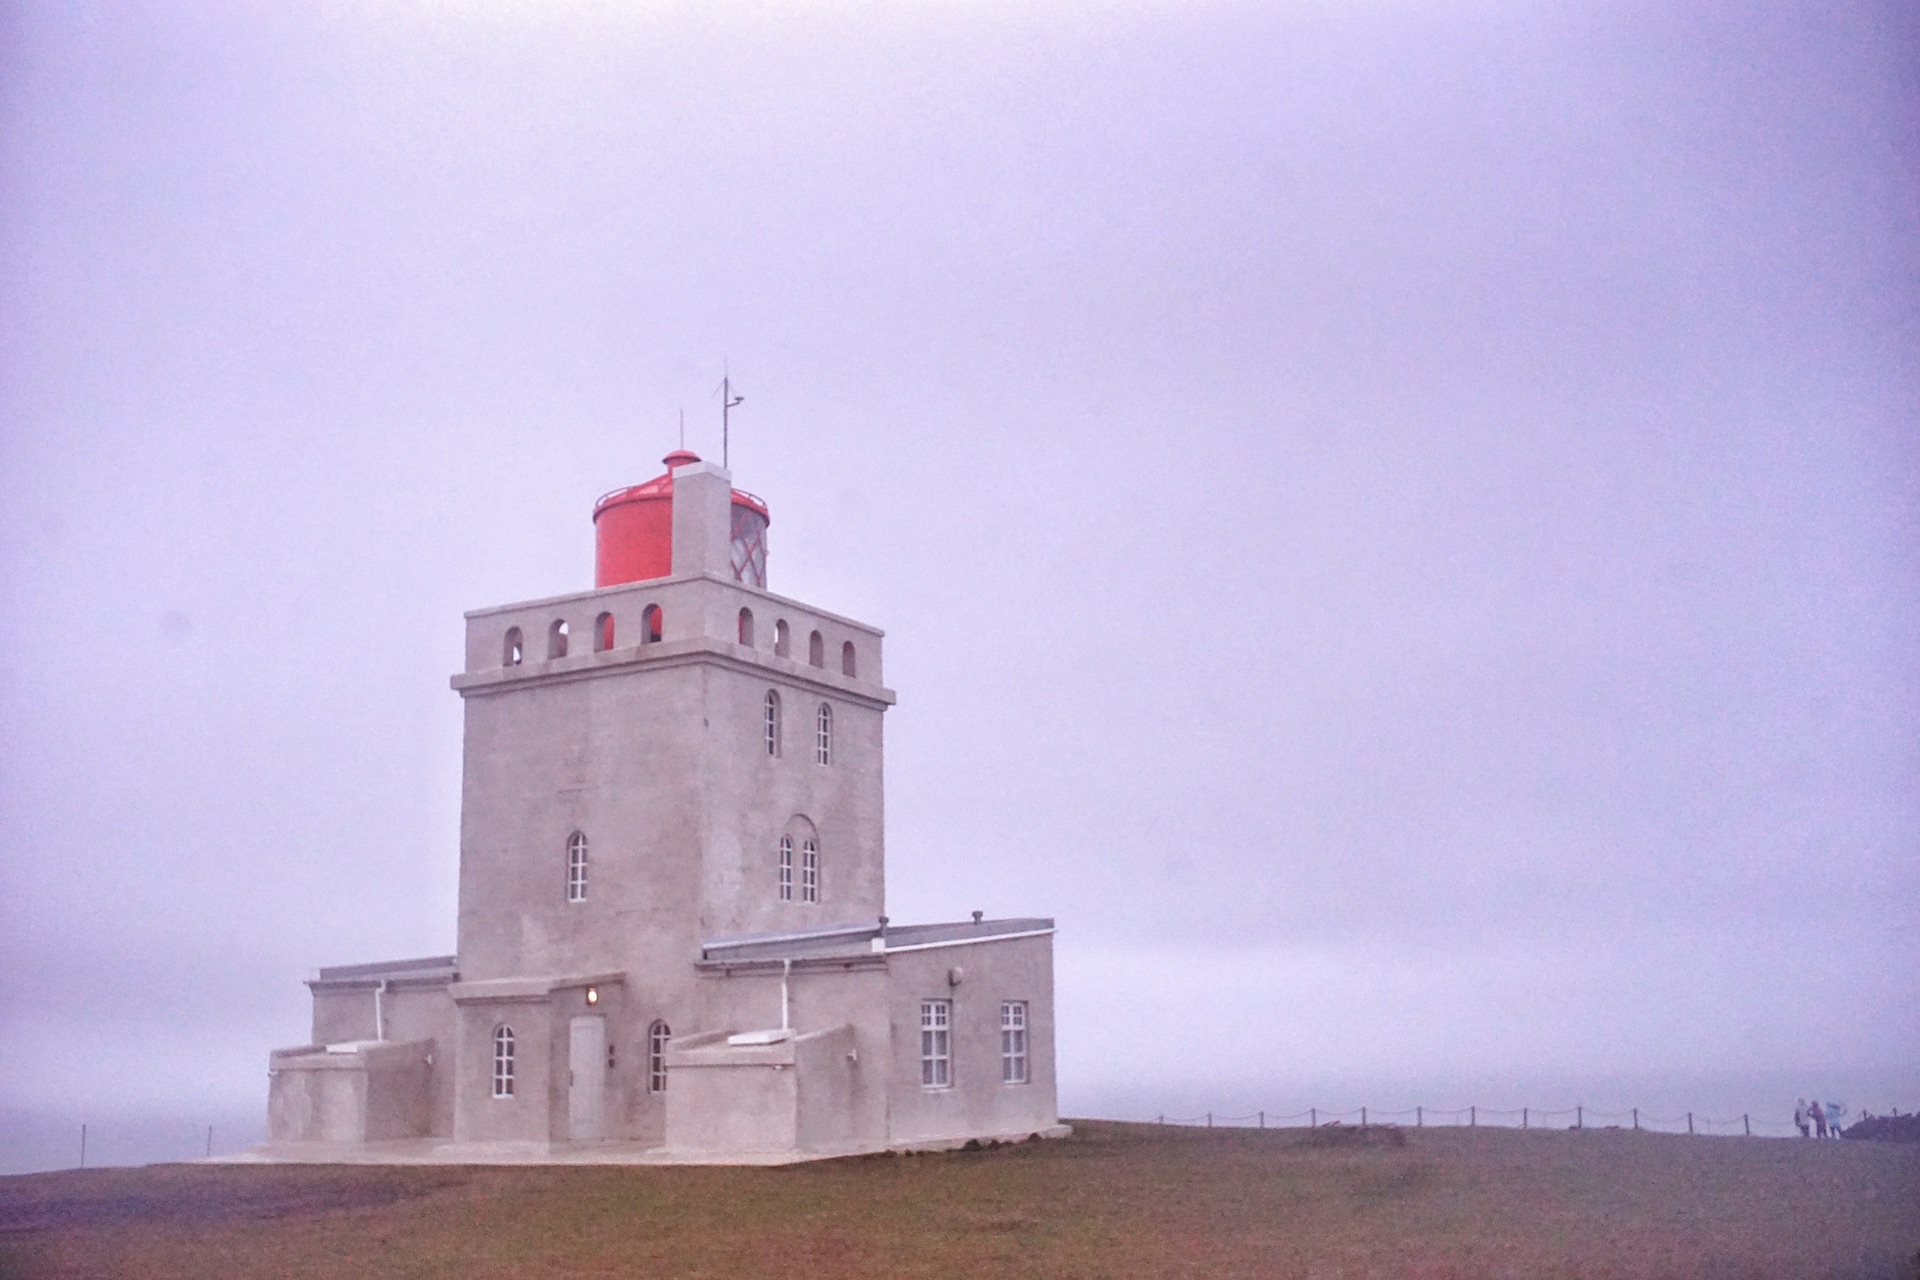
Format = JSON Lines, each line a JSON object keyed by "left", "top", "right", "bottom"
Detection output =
{"left": 664, "top": 1025, "right": 857, "bottom": 1155}
{"left": 268, "top": 1040, "right": 435, "bottom": 1143}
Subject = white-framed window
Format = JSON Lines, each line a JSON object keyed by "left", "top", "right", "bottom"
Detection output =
{"left": 492, "top": 1024, "right": 515, "bottom": 1097}
{"left": 764, "top": 690, "right": 781, "bottom": 757}
{"left": 1001, "top": 1001, "right": 1029, "bottom": 1084}
{"left": 815, "top": 703, "right": 832, "bottom": 765}
{"left": 566, "top": 831, "right": 589, "bottom": 902}
{"left": 648, "top": 1020, "right": 671, "bottom": 1093}
{"left": 920, "top": 1000, "right": 951, "bottom": 1088}
{"left": 801, "top": 838, "right": 819, "bottom": 903}
{"left": 778, "top": 835, "right": 794, "bottom": 901}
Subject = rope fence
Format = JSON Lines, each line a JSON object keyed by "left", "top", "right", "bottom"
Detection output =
{"left": 1145, "top": 1104, "right": 1845, "bottom": 1139}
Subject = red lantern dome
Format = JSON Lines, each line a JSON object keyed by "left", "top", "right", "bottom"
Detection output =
{"left": 591, "top": 451, "right": 770, "bottom": 589}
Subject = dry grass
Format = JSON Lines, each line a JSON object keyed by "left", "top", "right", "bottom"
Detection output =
{"left": 3, "top": 1121, "right": 1917, "bottom": 1279}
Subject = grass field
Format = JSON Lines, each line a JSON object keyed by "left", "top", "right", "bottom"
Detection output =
{"left": 3, "top": 1121, "right": 1917, "bottom": 1279}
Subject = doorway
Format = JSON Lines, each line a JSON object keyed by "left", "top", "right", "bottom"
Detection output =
{"left": 568, "top": 1015, "right": 607, "bottom": 1142}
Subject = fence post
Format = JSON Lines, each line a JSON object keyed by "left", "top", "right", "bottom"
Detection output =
{"left": 1258, "top": 1110, "right": 1265, "bottom": 1129}
{"left": 1633, "top": 1108, "right": 1638, "bottom": 1131}
{"left": 1158, "top": 1114, "right": 1164, "bottom": 1125}
{"left": 1311, "top": 1108, "right": 1317, "bottom": 1128}
{"left": 79, "top": 1123, "right": 87, "bottom": 1169}
{"left": 1687, "top": 1112, "right": 1694, "bottom": 1135}
{"left": 206, "top": 1125, "right": 213, "bottom": 1158}
{"left": 1416, "top": 1106, "right": 1422, "bottom": 1128}
{"left": 1470, "top": 1106, "right": 1475, "bottom": 1128}
{"left": 1207, "top": 1113, "right": 1213, "bottom": 1129}
{"left": 1523, "top": 1107, "right": 1529, "bottom": 1129}
{"left": 1577, "top": 1106, "right": 1583, "bottom": 1130}
{"left": 1743, "top": 1114, "right": 1750, "bottom": 1137}
{"left": 1361, "top": 1107, "right": 1367, "bottom": 1129}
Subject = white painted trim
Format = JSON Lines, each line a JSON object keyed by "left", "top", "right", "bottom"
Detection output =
{"left": 883, "top": 928, "right": 1055, "bottom": 955}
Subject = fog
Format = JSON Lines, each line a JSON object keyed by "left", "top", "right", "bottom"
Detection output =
{"left": 2, "top": 1, "right": 1915, "bottom": 1171}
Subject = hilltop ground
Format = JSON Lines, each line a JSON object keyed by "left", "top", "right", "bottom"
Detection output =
{"left": 2, "top": 1120, "right": 1917, "bottom": 1279}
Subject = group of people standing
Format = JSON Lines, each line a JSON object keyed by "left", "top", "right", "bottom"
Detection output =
{"left": 1795, "top": 1098, "right": 1845, "bottom": 1138}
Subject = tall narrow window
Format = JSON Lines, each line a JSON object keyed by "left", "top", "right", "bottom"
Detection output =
{"left": 920, "top": 1000, "right": 952, "bottom": 1088}
{"left": 1001, "top": 1001, "right": 1030, "bottom": 1084}
{"left": 594, "top": 611, "right": 614, "bottom": 652}
{"left": 648, "top": 1020, "right": 670, "bottom": 1093}
{"left": 841, "top": 641, "right": 857, "bottom": 677}
{"left": 738, "top": 607, "right": 755, "bottom": 647}
{"left": 492, "top": 1025, "right": 516, "bottom": 1097}
{"left": 808, "top": 630, "right": 825, "bottom": 667}
{"left": 801, "top": 838, "right": 819, "bottom": 903}
{"left": 774, "top": 619, "right": 790, "bottom": 657}
{"left": 547, "top": 618, "right": 569, "bottom": 659}
{"left": 566, "top": 832, "right": 589, "bottom": 902}
{"left": 778, "top": 835, "right": 794, "bottom": 901}
{"left": 815, "top": 703, "right": 832, "bottom": 765}
{"left": 763, "top": 690, "right": 781, "bottom": 757}
{"left": 503, "top": 628, "right": 524, "bottom": 667}
{"left": 642, "top": 604, "right": 663, "bottom": 644}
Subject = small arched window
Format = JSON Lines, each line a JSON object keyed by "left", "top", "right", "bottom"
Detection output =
{"left": 648, "top": 1020, "right": 671, "bottom": 1093}
{"left": 841, "top": 641, "right": 856, "bottom": 678}
{"left": 566, "top": 831, "right": 589, "bottom": 902}
{"left": 815, "top": 703, "right": 832, "bottom": 765}
{"left": 492, "top": 1025, "right": 516, "bottom": 1097}
{"left": 801, "top": 837, "right": 819, "bottom": 903}
{"left": 738, "top": 607, "right": 755, "bottom": 647}
{"left": 808, "top": 630, "right": 824, "bottom": 667}
{"left": 778, "top": 835, "right": 794, "bottom": 901}
{"left": 548, "top": 618, "right": 569, "bottom": 660}
{"left": 594, "top": 612, "right": 615, "bottom": 652}
{"left": 763, "top": 690, "right": 781, "bottom": 757}
{"left": 503, "top": 628, "right": 524, "bottom": 667}
{"left": 774, "top": 619, "right": 790, "bottom": 657}
{"left": 642, "top": 604, "right": 663, "bottom": 644}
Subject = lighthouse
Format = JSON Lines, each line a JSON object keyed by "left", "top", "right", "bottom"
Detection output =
{"left": 264, "top": 450, "right": 1064, "bottom": 1158}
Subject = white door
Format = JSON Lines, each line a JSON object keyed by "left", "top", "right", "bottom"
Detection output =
{"left": 568, "top": 1015, "right": 606, "bottom": 1142}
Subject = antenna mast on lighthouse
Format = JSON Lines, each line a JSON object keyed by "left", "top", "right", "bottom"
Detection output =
{"left": 718, "top": 366, "right": 744, "bottom": 469}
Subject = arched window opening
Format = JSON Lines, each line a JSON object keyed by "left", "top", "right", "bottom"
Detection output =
{"left": 808, "top": 630, "right": 825, "bottom": 667}
{"left": 594, "top": 612, "right": 615, "bottom": 652}
{"left": 642, "top": 604, "right": 663, "bottom": 644}
{"left": 778, "top": 835, "right": 794, "bottom": 901}
{"left": 738, "top": 607, "right": 755, "bottom": 647}
{"left": 774, "top": 619, "right": 790, "bottom": 657}
{"left": 763, "top": 690, "right": 781, "bottom": 757}
{"left": 566, "top": 831, "right": 589, "bottom": 902}
{"left": 815, "top": 703, "right": 832, "bottom": 765}
{"left": 492, "top": 1025, "right": 516, "bottom": 1097}
{"left": 841, "top": 641, "right": 856, "bottom": 678}
{"left": 548, "top": 619, "right": 569, "bottom": 660}
{"left": 801, "top": 837, "right": 819, "bottom": 903}
{"left": 504, "top": 628, "right": 524, "bottom": 667}
{"left": 648, "top": 1020, "right": 671, "bottom": 1093}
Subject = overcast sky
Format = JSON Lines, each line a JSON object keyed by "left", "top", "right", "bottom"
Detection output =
{"left": 2, "top": 1, "right": 1915, "bottom": 1167}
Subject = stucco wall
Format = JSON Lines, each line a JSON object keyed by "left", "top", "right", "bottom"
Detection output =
{"left": 267, "top": 1040, "right": 434, "bottom": 1143}
{"left": 309, "top": 982, "right": 457, "bottom": 1137}
{"left": 884, "top": 935, "right": 1058, "bottom": 1146}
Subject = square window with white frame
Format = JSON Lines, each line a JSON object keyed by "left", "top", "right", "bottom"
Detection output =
{"left": 1000, "top": 1000, "right": 1029, "bottom": 1084}
{"left": 920, "top": 999, "right": 951, "bottom": 1088}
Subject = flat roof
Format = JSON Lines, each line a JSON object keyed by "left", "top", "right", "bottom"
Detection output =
{"left": 311, "top": 955, "right": 458, "bottom": 986}
{"left": 698, "top": 917, "right": 1054, "bottom": 966}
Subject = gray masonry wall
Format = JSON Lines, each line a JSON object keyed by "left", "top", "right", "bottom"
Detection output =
{"left": 884, "top": 934, "right": 1059, "bottom": 1146}
{"left": 450, "top": 527, "right": 894, "bottom": 1145}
